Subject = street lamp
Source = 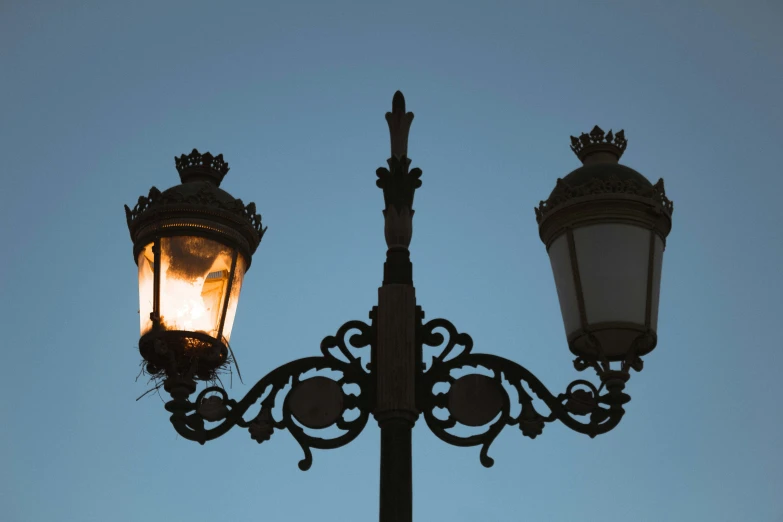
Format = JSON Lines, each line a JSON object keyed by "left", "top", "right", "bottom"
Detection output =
{"left": 125, "top": 92, "right": 673, "bottom": 522}
{"left": 125, "top": 149, "right": 264, "bottom": 384}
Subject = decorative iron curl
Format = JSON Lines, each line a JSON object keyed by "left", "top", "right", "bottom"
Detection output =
{"left": 163, "top": 318, "right": 374, "bottom": 471}
{"left": 419, "top": 318, "right": 631, "bottom": 468}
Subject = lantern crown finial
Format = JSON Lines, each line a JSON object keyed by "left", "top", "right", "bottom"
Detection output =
{"left": 570, "top": 126, "right": 627, "bottom": 164}
{"left": 175, "top": 149, "right": 230, "bottom": 186}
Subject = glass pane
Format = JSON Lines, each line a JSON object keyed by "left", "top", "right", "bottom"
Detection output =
{"left": 137, "top": 243, "right": 155, "bottom": 336}
{"left": 158, "top": 237, "right": 236, "bottom": 339}
{"left": 574, "top": 224, "right": 650, "bottom": 325}
{"left": 548, "top": 234, "right": 581, "bottom": 336}
{"left": 649, "top": 234, "right": 665, "bottom": 331}
{"left": 219, "top": 254, "right": 247, "bottom": 343}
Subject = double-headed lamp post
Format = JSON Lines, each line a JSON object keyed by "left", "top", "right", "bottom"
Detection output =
{"left": 125, "top": 92, "right": 673, "bottom": 522}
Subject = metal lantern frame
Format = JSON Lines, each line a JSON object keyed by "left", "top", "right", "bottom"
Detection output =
{"left": 535, "top": 127, "right": 674, "bottom": 370}
{"left": 125, "top": 150, "right": 266, "bottom": 381}
{"left": 126, "top": 93, "right": 674, "bottom": 522}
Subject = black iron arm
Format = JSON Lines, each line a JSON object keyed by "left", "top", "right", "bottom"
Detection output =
{"left": 418, "top": 317, "right": 633, "bottom": 468}
{"left": 163, "top": 318, "right": 375, "bottom": 471}
{"left": 160, "top": 311, "right": 637, "bottom": 472}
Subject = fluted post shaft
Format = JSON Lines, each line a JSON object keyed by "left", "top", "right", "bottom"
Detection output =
{"left": 374, "top": 91, "right": 422, "bottom": 522}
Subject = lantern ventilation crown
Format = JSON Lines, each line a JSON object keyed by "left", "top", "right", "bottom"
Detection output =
{"left": 175, "top": 149, "right": 230, "bottom": 186}
{"left": 570, "top": 126, "right": 627, "bottom": 163}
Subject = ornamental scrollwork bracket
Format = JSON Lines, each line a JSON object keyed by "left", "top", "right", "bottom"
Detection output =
{"left": 418, "top": 317, "right": 638, "bottom": 468}
{"left": 163, "top": 317, "right": 375, "bottom": 471}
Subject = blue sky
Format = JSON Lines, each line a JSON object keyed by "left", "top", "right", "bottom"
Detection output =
{"left": 2, "top": 1, "right": 782, "bottom": 521}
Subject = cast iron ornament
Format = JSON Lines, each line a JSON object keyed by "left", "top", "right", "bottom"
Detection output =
{"left": 164, "top": 317, "right": 374, "bottom": 471}
{"left": 417, "top": 316, "right": 636, "bottom": 467}
{"left": 375, "top": 91, "right": 422, "bottom": 285}
{"left": 569, "top": 125, "right": 628, "bottom": 161}
{"left": 146, "top": 92, "right": 669, "bottom": 478}
{"left": 534, "top": 174, "right": 673, "bottom": 225}
{"left": 162, "top": 307, "right": 640, "bottom": 471}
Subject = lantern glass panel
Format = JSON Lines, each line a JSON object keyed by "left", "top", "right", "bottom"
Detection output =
{"left": 649, "top": 234, "right": 665, "bottom": 331}
{"left": 136, "top": 237, "right": 247, "bottom": 343}
{"left": 548, "top": 233, "right": 581, "bottom": 336}
{"left": 573, "top": 224, "right": 649, "bottom": 325}
{"left": 138, "top": 244, "right": 155, "bottom": 336}
{"left": 218, "top": 251, "right": 246, "bottom": 342}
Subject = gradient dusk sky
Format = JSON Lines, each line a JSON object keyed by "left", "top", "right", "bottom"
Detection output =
{"left": 2, "top": 1, "right": 782, "bottom": 521}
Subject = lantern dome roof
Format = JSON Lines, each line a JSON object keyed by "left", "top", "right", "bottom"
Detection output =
{"left": 557, "top": 162, "right": 653, "bottom": 195}
{"left": 124, "top": 150, "right": 267, "bottom": 264}
{"left": 158, "top": 178, "right": 241, "bottom": 206}
{"left": 535, "top": 127, "right": 673, "bottom": 227}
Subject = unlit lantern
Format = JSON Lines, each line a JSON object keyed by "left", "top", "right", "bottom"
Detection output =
{"left": 536, "top": 127, "right": 673, "bottom": 362}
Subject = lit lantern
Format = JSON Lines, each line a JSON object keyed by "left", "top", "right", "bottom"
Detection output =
{"left": 125, "top": 150, "right": 266, "bottom": 380}
{"left": 536, "top": 127, "right": 673, "bottom": 364}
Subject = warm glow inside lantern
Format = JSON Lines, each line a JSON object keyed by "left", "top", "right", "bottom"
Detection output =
{"left": 137, "top": 238, "right": 247, "bottom": 343}
{"left": 536, "top": 127, "right": 673, "bottom": 363}
{"left": 125, "top": 149, "right": 265, "bottom": 380}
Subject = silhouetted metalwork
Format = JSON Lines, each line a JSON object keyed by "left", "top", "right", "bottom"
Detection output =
{"left": 127, "top": 91, "right": 674, "bottom": 522}
{"left": 376, "top": 91, "right": 421, "bottom": 286}
{"left": 418, "top": 317, "right": 633, "bottom": 467}
{"left": 163, "top": 317, "right": 374, "bottom": 471}
{"left": 569, "top": 126, "right": 628, "bottom": 160}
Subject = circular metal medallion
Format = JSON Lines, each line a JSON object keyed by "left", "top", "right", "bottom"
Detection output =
{"left": 447, "top": 374, "right": 505, "bottom": 427}
{"left": 288, "top": 377, "right": 344, "bottom": 429}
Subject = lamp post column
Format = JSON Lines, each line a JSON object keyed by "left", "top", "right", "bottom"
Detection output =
{"left": 373, "top": 91, "right": 422, "bottom": 522}
{"left": 375, "top": 279, "right": 417, "bottom": 522}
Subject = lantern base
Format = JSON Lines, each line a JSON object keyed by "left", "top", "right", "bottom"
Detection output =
{"left": 139, "top": 329, "right": 229, "bottom": 381}
{"left": 568, "top": 323, "right": 656, "bottom": 362}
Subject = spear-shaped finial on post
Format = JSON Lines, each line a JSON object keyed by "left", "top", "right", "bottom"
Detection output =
{"left": 375, "top": 91, "right": 422, "bottom": 285}
{"left": 376, "top": 91, "right": 422, "bottom": 213}
{"left": 385, "top": 91, "right": 414, "bottom": 158}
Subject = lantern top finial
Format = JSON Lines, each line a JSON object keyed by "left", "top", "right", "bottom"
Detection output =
{"left": 570, "top": 126, "right": 627, "bottom": 164}
{"left": 175, "top": 149, "right": 230, "bottom": 186}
